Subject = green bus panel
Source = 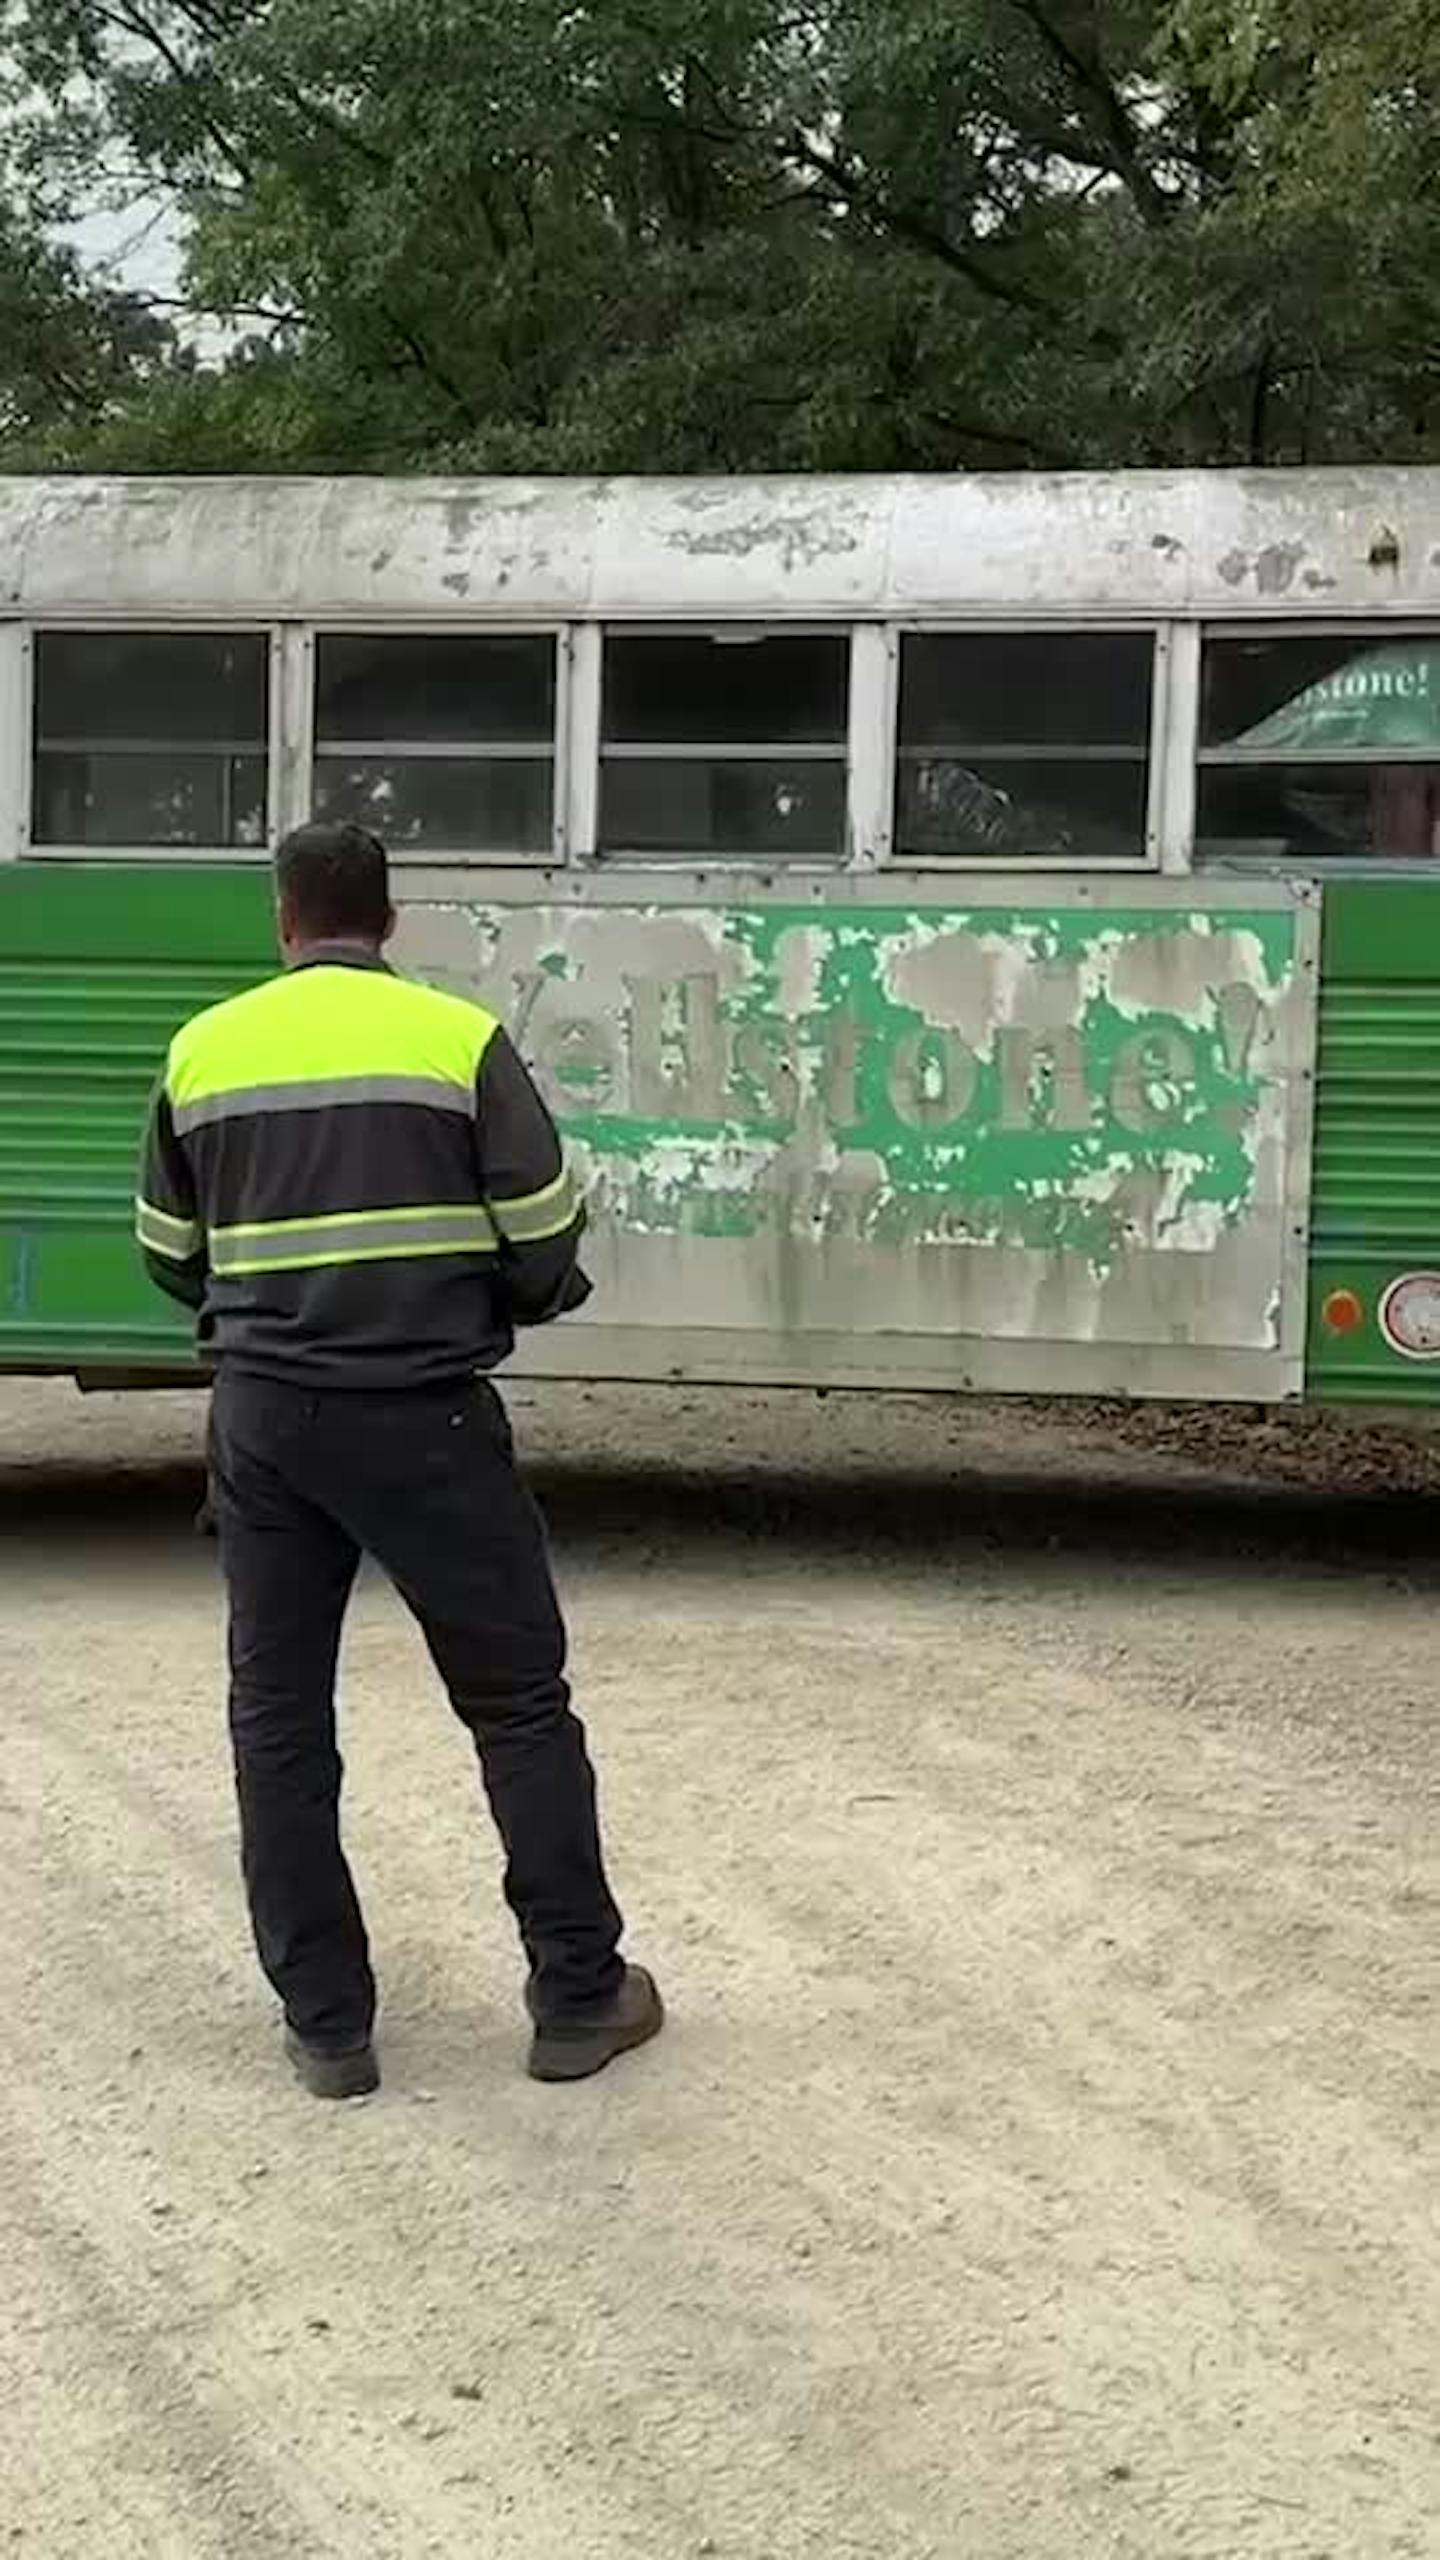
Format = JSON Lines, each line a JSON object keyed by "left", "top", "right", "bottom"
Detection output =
{"left": 1308, "top": 881, "right": 1440, "bottom": 1400}
{"left": 0, "top": 866, "right": 273, "bottom": 1371}
{"left": 10, "top": 860, "right": 1440, "bottom": 1406}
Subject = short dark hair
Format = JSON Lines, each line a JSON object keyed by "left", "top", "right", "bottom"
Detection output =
{"left": 275, "top": 820, "right": 391, "bottom": 941}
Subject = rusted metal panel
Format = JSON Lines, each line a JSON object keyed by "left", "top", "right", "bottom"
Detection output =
{"left": 4, "top": 471, "right": 1439, "bottom": 625}
{"left": 395, "top": 887, "right": 1318, "bottom": 1393}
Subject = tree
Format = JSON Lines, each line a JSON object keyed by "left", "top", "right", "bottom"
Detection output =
{"left": 4, "top": 0, "right": 1439, "bottom": 473}
{"left": 0, "top": 199, "right": 174, "bottom": 456}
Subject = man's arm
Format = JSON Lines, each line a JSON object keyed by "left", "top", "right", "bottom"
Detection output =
{"left": 476, "top": 1028, "right": 591, "bottom": 1326}
{"left": 135, "top": 1078, "right": 208, "bottom": 1311}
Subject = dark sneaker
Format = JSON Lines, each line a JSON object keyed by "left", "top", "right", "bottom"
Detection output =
{"left": 283, "top": 2025, "right": 379, "bottom": 2101}
{"left": 527, "top": 1965, "right": 665, "bottom": 2084}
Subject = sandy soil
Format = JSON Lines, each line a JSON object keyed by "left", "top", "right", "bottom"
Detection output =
{"left": 0, "top": 1377, "right": 1435, "bottom": 2560}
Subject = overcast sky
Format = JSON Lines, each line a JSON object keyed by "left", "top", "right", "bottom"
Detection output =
{"left": 67, "top": 191, "right": 241, "bottom": 357}
{"left": 70, "top": 197, "right": 183, "bottom": 300}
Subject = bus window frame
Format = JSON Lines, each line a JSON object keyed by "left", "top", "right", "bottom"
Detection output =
{"left": 1195, "top": 617, "right": 1440, "bottom": 873}
{"left": 301, "top": 622, "right": 570, "bottom": 867}
{"left": 878, "top": 620, "right": 1170, "bottom": 875}
{"left": 592, "top": 621, "right": 856, "bottom": 871}
{"left": 19, "top": 619, "right": 281, "bottom": 865}
{"left": 0, "top": 624, "right": 24, "bottom": 862}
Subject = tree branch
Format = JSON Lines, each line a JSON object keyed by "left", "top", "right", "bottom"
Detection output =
{"left": 386, "top": 318, "right": 480, "bottom": 430}
{"left": 136, "top": 290, "right": 304, "bottom": 325}
{"left": 919, "top": 407, "right": 1075, "bottom": 466}
{"left": 1248, "top": 342, "right": 1273, "bottom": 465}
{"left": 92, "top": 0, "right": 392, "bottom": 184}
{"left": 1012, "top": 1, "right": 1173, "bottom": 227}
{"left": 91, "top": 0, "right": 255, "bottom": 183}
{"left": 788, "top": 134, "right": 1056, "bottom": 317}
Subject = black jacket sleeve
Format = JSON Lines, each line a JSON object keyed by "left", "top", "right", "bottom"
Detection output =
{"left": 135, "top": 1079, "right": 208, "bottom": 1312}
{"left": 475, "top": 1027, "right": 591, "bottom": 1327}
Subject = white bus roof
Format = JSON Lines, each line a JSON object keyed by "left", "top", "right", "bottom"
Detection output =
{"left": 3, "top": 468, "right": 1438, "bottom": 621}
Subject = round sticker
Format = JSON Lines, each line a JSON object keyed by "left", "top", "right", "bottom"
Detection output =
{"left": 1378, "top": 1271, "right": 1440, "bottom": 1360}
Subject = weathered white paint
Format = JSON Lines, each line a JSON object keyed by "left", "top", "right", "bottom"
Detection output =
{"left": 390, "top": 884, "right": 1320, "bottom": 1390}
{"left": 3, "top": 469, "right": 1439, "bottom": 622}
{"left": 0, "top": 626, "right": 25, "bottom": 859}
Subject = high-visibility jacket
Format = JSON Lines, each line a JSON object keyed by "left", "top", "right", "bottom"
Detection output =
{"left": 136, "top": 943, "right": 588, "bottom": 1388}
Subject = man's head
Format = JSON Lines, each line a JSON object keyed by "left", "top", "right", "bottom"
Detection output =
{"left": 275, "top": 820, "right": 395, "bottom": 960}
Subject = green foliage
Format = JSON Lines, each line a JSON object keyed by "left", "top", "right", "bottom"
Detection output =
{"left": 0, "top": 211, "right": 175, "bottom": 453}
{"left": 4, "top": 0, "right": 1440, "bottom": 472}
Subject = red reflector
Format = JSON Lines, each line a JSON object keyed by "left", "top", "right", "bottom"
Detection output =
{"left": 1322, "top": 1288, "right": 1365, "bottom": 1336}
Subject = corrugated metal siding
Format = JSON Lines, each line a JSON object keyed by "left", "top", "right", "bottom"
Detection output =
{"left": 0, "top": 868, "right": 271, "bottom": 1371}
{"left": 1308, "top": 884, "right": 1440, "bottom": 1399}
{"left": 0, "top": 961, "right": 234, "bottom": 1207}
{"left": 0, "top": 958, "right": 244, "bottom": 1366}
{"left": 1312, "top": 987, "right": 1440, "bottom": 1238}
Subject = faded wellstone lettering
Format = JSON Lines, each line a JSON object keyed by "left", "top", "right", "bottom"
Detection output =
{"left": 394, "top": 905, "right": 1300, "bottom": 1268}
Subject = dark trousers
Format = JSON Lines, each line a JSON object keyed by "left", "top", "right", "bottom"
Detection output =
{"left": 208, "top": 1371, "right": 624, "bottom": 2050}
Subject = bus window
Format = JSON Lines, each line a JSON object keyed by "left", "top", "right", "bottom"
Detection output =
{"left": 1197, "top": 633, "right": 1440, "bottom": 864}
{"left": 599, "top": 632, "right": 848, "bottom": 860}
{"left": 311, "top": 633, "right": 557, "bottom": 857}
{"left": 32, "top": 630, "right": 269, "bottom": 850}
{"left": 893, "top": 631, "right": 1154, "bottom": 864}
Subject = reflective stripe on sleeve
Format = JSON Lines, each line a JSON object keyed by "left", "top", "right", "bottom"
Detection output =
{"left": 209, "top": 1203, "right": 499, "bottom": 1277}
{"left": 488, "top": 1166, "right": 581, "bottom": 1246}
{"left": 135, "top": 1197, "right": 204, "bottom": 1262}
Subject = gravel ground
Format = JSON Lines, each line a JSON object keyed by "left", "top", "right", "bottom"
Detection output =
{"left": 0, "top": 1376, "right": 1436, "bottom": 2560}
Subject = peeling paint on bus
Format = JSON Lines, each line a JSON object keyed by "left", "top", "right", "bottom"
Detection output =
{"left": 394, "top": 900, "right": 1306, "bottom": 1355}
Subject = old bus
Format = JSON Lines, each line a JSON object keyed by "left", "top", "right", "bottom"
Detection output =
{"left": 2, "top": 468, "right": 1438, "bottom": 1405}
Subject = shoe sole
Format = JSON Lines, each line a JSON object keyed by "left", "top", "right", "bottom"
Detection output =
{"left": 527, "top": 1983, "right": 665, "bottom": 2084}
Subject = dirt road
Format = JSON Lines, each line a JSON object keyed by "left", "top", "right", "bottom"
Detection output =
{"left": 1, "top": 1378, "right": 1435, "bottom": 2559}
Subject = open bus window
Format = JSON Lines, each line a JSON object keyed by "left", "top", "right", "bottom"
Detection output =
{"left": 32, "top": 631, "right": 268, "bottom": 850}
{"left": 1197, "top": 634, "right": 1440, "bottom": 863}
{"left": 311, "top": 634, "right": 556, "bottom": 857}
{"left": 599, "top": 633, "right": 848, "bottom": 859}
{"left": 894, "top": 632, "right": 1153, "bottom": 862}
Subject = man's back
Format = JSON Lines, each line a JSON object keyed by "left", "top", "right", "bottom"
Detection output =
{"left": 138, "top": 944, "right": 585, "bottom": 1389}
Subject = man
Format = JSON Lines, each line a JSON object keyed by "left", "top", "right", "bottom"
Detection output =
{"left": 136, "top": 819, "right": 661, "bottom": 2100}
